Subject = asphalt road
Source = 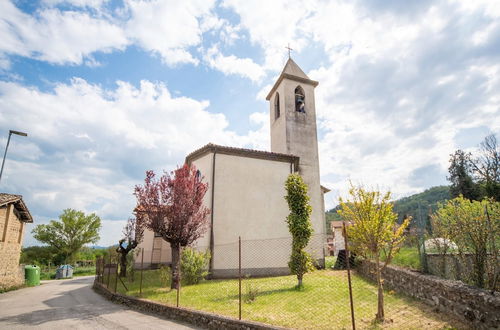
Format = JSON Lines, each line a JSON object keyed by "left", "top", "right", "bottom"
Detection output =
{"left": 0, "top": 276, "right": 201, "bottom": 329}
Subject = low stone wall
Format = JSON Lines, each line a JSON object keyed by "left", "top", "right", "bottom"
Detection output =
{"left": 356, "top": 260, "right": 500, "bottom": 329}
{"left": 93, "top": 281, "right": 284, "bottom": 330}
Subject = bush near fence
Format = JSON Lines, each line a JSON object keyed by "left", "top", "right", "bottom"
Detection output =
{"left": 426, "top": 252, "right": 500, "bottom": 291}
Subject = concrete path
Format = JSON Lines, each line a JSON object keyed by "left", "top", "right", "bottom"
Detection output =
{"left": 0, "top": 276, "right": 202, "bottom": 329}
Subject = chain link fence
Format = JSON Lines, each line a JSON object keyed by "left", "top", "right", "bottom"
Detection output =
{"left": 95, "top": 231, "right": 466, "bottom": 329}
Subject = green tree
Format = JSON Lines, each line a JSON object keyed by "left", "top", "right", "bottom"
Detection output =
{"left": 32, "top": 209, "right": 101, "bottom": 264}
{"left": 20, "top": 246, "right": 65, "bottom": 266}
{"left": 448, "top": 150, "right": 480, "bottom": 200}
{"left": 134, "top": 165, "right": 210, "bottom": 289}
{"left": 432, "top": 197, "right": 499, "bottom": 289}
{"left": 284, "top": 173, "right": 314, "bottom": 288}
{"left": 339, "top": 185, "right": 410, "bottom": 322}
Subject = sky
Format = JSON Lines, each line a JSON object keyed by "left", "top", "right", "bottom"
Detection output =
{"left": 0, "top": 0, "right": 499, "bottom": 247}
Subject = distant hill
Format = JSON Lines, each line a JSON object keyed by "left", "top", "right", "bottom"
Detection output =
{"left": 325, "top": 185, "right": 451, "bottom": 234}
{"left": 90, "top": 245, "right": 108, "bottom": 250}
{"left": 392, "top": 186, "right": 450, "bottom": 225}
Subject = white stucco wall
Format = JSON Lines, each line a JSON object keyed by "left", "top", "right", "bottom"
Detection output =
{"left": 210, "top": 153, "right": 293, "bottom": 271}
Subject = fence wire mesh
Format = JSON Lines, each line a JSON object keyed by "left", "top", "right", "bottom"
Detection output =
{"left": 95, "top": 232, "right": 467, "bottom": 329}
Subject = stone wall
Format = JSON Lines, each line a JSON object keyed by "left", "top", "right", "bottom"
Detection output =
{"left": 0, "top": 205, "right": 25, "bottom": 290}
{"left": 356, "top": 260, "right": 500, "bottom": 329}
{"left": 93, "top": 281, "right": 284, "bottom": 330}
{"left": 0, "top": 264, "right": 24, "bottom": 291}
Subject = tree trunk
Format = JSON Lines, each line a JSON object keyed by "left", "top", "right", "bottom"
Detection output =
{"left": 297, "top": 274, "right": 303, "bottom": 288}
{"left": 375, "top": 254, "right": 385, "bottom": 322}
{"left": 119, "top": 251, "right": 128, "bottom": 277}
{"left": 475, "top": 249, "right": 486, "bottom": 288}
{"left": 171, "top": 243, "right": 181, "bottom": 290}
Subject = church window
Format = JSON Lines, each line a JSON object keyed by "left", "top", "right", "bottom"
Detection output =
{"left": 196, "top": 170, "right": 201, "bottom": 180}
{"left": 295, "top": 86, "right": 305, "bottom": 113}
{"left": 274, "top": 93, "right": 280, "bottom": 119}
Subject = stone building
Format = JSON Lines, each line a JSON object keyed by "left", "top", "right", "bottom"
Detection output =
{"left": 136, "top": 59, "right": 329, "bottom": 277}
{"left": 330, "top": 221, "right": 345, "bottom": 256}
{"left": 0, "top": 193, "right": 33, "bottom": 290}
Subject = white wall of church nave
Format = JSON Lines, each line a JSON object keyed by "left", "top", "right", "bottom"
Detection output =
{"left": 190, "top": 152, "right": 214, "bottom": 250}
{"left": 213, "top": 153, "right": 291, "bottom": 242}
{"left": 212, "top": 153, "right": 292, "bottom": 269}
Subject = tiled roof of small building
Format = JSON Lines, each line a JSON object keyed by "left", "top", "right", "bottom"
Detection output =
{"left": 0, "top": 193, "right": 33, "bottom": 223}
{"left": 185, "top": 143, "right": 300, "bottom": 167}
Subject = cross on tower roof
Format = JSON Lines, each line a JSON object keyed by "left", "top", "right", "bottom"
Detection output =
{"left": 285, "top": 43, "right": 293, "bottom": 58}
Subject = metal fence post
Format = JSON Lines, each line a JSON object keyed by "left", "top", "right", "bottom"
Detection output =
{"left": 114, "top": 256, "right": 118, "bottom": 293}
{"left": 140, "top": 248, "right": 144, "bottom": 297}
{"left": 98, "top": 257, "right": 101, "bottom": 283}
{"left": 176, "top": 244, "right": 181, "bottom": 307}
{"left": 107, "top": 255, "right": 112, "bottom": 288}
{"left": 343, "top": 221, "right": 356, "bottom": 330}
{"left": 239, "top": 236, "right": 242, "bottom": 320}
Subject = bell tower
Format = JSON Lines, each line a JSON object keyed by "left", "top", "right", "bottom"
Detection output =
{"left": 266, "top": 58, "right": 325, "bottom": 238}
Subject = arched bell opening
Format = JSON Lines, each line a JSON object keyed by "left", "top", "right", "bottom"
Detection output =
{"left": 295, "top": 86, "right": 305, "bottom": 113}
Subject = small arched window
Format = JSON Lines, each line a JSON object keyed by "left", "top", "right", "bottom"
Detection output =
{"left": 274, "top": 93, "right": 280, "bottom": 119}
{"left": 295, "top": 86, "right": 305, "bottom": 113}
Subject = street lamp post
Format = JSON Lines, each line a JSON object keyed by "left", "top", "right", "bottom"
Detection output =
{"left": 0, "top": 130, "right": 28, "bottom": 185}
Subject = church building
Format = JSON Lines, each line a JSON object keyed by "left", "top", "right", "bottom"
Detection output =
{"left": 136, "top": 59, "right": 329, "bottom": 277}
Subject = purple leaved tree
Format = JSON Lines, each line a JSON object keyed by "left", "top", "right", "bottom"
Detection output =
{"left": 134, "top": 164, "right": 210, "bottom": 289}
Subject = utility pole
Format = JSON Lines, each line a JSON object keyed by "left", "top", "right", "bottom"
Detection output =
{"left": 0, "top": 130, "right": 28, "bottom": 185}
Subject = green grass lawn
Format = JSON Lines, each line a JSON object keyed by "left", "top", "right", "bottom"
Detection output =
{"left": 325, "top": 256, "right": 337, "bottom": 269}
{"left": 104, "top": 269, "right": 464, "bottom": 329}
{"left": 40, "top": 266, "right": 95, "bottom": 280}
{"left": 388, "top": 247, "right": 421, "bottom": 270}
{"left": 327, "top": 248, "right": 420, "bottom": 272}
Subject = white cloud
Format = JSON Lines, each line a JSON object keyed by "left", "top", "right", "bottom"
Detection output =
{"left": 124, "top": 0, "right": 215, "bottom": 66}
{"left": 0, "top": 0, "right": 220, "bottom": 67}
{"left": 0, "top": 77, "right": 268, "bottom": 246}
{"left": 222, "top": 0, "right": 312, "bottom": 71}
{"left": 204, "top": 45, "right": 265, "bottom": 82}
{"left": 0, "top": 2, "right": 128, "bottom": 66}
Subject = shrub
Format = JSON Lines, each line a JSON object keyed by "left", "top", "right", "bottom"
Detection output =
{"left": 285, "top": 174, "right": 314, "bottom": 287}
{"left": 180, "top": 248, "right": 210, "bottom": 285}
{"left": 159, "top": 265, "right": 172, "bottom": 287}
{"left": 244, "top": 283, "right": 259, "bottom": 303}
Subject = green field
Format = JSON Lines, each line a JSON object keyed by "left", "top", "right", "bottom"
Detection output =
{"left": 388, "top": 247, "right": 421, "bottom": 270}
{"left": 103, "top": 269, "right": 464, "bottom": 329}
{"left": 40, "top": 266, "right": 95, "bottom": 280}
